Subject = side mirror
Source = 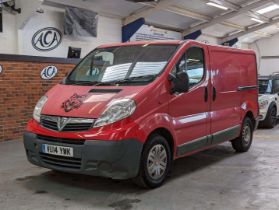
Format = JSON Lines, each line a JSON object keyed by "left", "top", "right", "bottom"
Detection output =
{"left": 169, "top": 71, "right": 190, "bottom": 93}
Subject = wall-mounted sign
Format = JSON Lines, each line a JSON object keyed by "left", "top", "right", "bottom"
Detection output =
{"left": 0, "top": 65, "right": 2, "bottom": 75}
{"left": 130, "top": 25, "right": 182, "bottom": 41}
{"left": 32, "top": 27, "right": 62, "bottom": 51}
{"left": 41, "top": 66, "right": 58, "bottom": 80}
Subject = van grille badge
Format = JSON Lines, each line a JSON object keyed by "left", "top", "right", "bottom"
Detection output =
{"left": 57, "top": 117, "right": 71, "bottom": 131}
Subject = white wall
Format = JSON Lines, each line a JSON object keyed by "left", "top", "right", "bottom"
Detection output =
{"left": 19, "top": 10, "right": 122, "bottom": 57}
{"left": 0, "top": 4, "right": 122, "bottom": 57}
{"left": 0, "top": 10, "right": 18, "bottom": 54}
{"left": 249, "top": 34, "right": 279, "bottom": 75}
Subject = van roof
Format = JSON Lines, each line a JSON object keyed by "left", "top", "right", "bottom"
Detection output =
{"left": 98, "top": 40, "right": 255, "bottom": 55}
{"left": 98, "top": 40, "right": 182, "bottom": 48}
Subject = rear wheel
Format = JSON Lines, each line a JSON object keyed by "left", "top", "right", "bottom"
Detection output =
{"left": 231, "top": 117, "right": 253, "bottom": 152}
{"left": 133, "top": 134, "right": 172, "bottom": 188}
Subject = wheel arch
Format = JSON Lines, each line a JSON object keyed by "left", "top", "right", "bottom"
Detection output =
{"left": 146, "top": 127, "right": 175, "bottom": 158}
{"left": 244, "top": 111, "right": 256, "bottom": 130}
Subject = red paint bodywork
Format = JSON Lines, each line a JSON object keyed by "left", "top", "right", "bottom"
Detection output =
{"left": 26, "top": 40, "right": 258, "bottom": 160}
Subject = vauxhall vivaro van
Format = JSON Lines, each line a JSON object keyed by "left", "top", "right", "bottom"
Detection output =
{"left": 24, "top": 40, "right": 258, "bottom": 188}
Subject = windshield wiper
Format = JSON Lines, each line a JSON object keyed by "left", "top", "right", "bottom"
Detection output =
{"left": 94, "top": 81, "right": 118, "bottom": 86}
{"left": 69, "top": 80, "right": 97, "bottom": 85}
{"left": 117, "top": 75, "right": 157, "bottom": 83}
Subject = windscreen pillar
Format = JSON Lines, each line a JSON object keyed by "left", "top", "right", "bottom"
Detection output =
{"left": 222, "top": 38, "right": 238, "bottom": 46}
{"left": 183, "top": 30, "right": 202, "bottom": 40}
{"left": 122, "top": 18, "right": 145, "bottom": 42}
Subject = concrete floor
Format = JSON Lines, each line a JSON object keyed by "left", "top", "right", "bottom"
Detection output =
{"left": 1, "top": 127, "right": 279, "bottom": 210}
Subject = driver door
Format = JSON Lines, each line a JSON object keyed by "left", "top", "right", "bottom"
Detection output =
{"left": 169, "top": 44, "right": 211, "bottom": 156}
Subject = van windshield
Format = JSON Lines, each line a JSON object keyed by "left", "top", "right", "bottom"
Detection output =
{"left": 66, "top": 44, "right": 178, "bottom": 86}
{"left": 259, "top": 79, "right": 272, "bottom": 94}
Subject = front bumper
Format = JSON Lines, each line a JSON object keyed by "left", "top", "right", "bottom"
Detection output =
{"left": 23, "top": 132, "right": 143, "bottom": 180}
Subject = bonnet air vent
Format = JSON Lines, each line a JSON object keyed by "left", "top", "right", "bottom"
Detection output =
{"left": 89, "top": 89, "right": 122, "bottom": 93}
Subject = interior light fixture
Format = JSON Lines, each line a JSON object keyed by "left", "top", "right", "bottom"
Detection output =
{"left": 257, "top": 4, "right": 279, "bottom": 14}
{"left": 206, "top": 2, "right": 228, "bottom": 10}
{"left": 251, "top": 18, "right": 264, "bottom": 24}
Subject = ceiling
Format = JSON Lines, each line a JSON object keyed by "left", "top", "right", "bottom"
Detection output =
{"left": 43, "top": 0, "right": 279, "bottom": 44}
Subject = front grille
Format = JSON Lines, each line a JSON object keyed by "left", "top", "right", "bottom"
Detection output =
{"left": 37, "top": 135, "right": 85, "bottom": 145}
{"left": 40, "top": 115, "right": 94, "bottom": 132}
{"left": 41, "top": 118, "right": 57, "bottom": 130}
{"left": 62, "top": 123, "right": 93, "bottom": 131}
{"left": 39, "top": 152, "right": 82, "bottom": 169}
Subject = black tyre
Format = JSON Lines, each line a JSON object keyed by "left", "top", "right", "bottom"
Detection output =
{"left": 133, "top": 134, "right": 172, "bottom": 188}
{"left": 231, "top": 117, "right": 253, "bottom": 152}
{"left": 259, "top": 105, "right": 277, "bottom": 128}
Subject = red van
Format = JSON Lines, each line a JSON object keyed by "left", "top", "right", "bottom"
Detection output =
{"left": 24, "top": 40, "right": 258, "bottom": 188}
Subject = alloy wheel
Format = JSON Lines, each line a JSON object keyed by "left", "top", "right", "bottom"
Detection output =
{"left": 147, "top": 144, "right": 167, "bottom": 180}
{"left": 242, "top": 123, "right": 251, "bottom": 145}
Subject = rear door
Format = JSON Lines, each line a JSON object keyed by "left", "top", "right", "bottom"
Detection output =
{"left": 169, "top": 43, "right": 211, "bottom": 156}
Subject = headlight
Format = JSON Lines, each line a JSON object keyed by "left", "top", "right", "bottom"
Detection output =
{"left": 259, "top": 99, "right": 268, "bottom": 110}
{"left": 94, "top": 98, "right": 136, "bottom": 127}
{"left": 33, "top": 96, "right": 48, "bottom": 122}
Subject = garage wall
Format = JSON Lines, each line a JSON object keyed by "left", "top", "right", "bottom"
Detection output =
{"left": 249, "top": 34, "right": 279, "bottom": 75}
{"left": 0, "top": 56, "right": 78, "bottom": 142}
{"left": 0, "top": 10, "right": 18, "bottom": 54}
{"left": 0, "top": 7, "right": 122, "bottom": 58}
{"left": 19, "top": 10, "right": 122, "bottom": 58}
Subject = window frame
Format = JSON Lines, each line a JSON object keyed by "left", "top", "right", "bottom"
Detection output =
{"left": 172, "top": 46, "right": 206, "bottom": 90}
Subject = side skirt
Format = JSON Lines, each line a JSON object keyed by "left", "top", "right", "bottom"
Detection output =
{"left": 176, "top": 125, "right": 241, "bottom": 156}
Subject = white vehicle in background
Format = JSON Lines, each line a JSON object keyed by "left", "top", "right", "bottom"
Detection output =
{"left": 258, "top": 74, "right": 279, "bottom": 128}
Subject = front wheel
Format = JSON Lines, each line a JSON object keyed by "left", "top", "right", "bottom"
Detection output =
{"left": 133, "top": 134, "right": 172, "bottom": 188}
{"left": 231, "top": 117, "right": 253, "bottom": 152}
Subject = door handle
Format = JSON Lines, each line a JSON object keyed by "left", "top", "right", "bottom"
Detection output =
{"left": 213, "top": 86, "right": 217, "bottom": 101}
{"left": 204, "top": 87, "right": 208, "bottom": 102}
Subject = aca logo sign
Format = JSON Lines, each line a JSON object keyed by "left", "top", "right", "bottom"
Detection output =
{"left": 32, "top": 27, "right": 62, "bottom": 51}
{"left": 41, "top": 66, "right": 58, "bottom": 80}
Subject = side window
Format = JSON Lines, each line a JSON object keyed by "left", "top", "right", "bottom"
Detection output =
{"left": 186, "top": 47, "right": 205, "bottom": 87}
{"left": 172, "top": 47, "right": 205, "bottom": 87}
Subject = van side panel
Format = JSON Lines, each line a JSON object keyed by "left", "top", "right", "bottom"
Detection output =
{"left": 209, "top": 49, "right": 257, "bottom": 135}
{"left": 239, "top": 54, "right": 259, "bottom": 120}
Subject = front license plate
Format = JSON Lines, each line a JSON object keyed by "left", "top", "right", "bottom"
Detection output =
{"left": 41, "top": 144, "right": 73, "bottom": 157}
